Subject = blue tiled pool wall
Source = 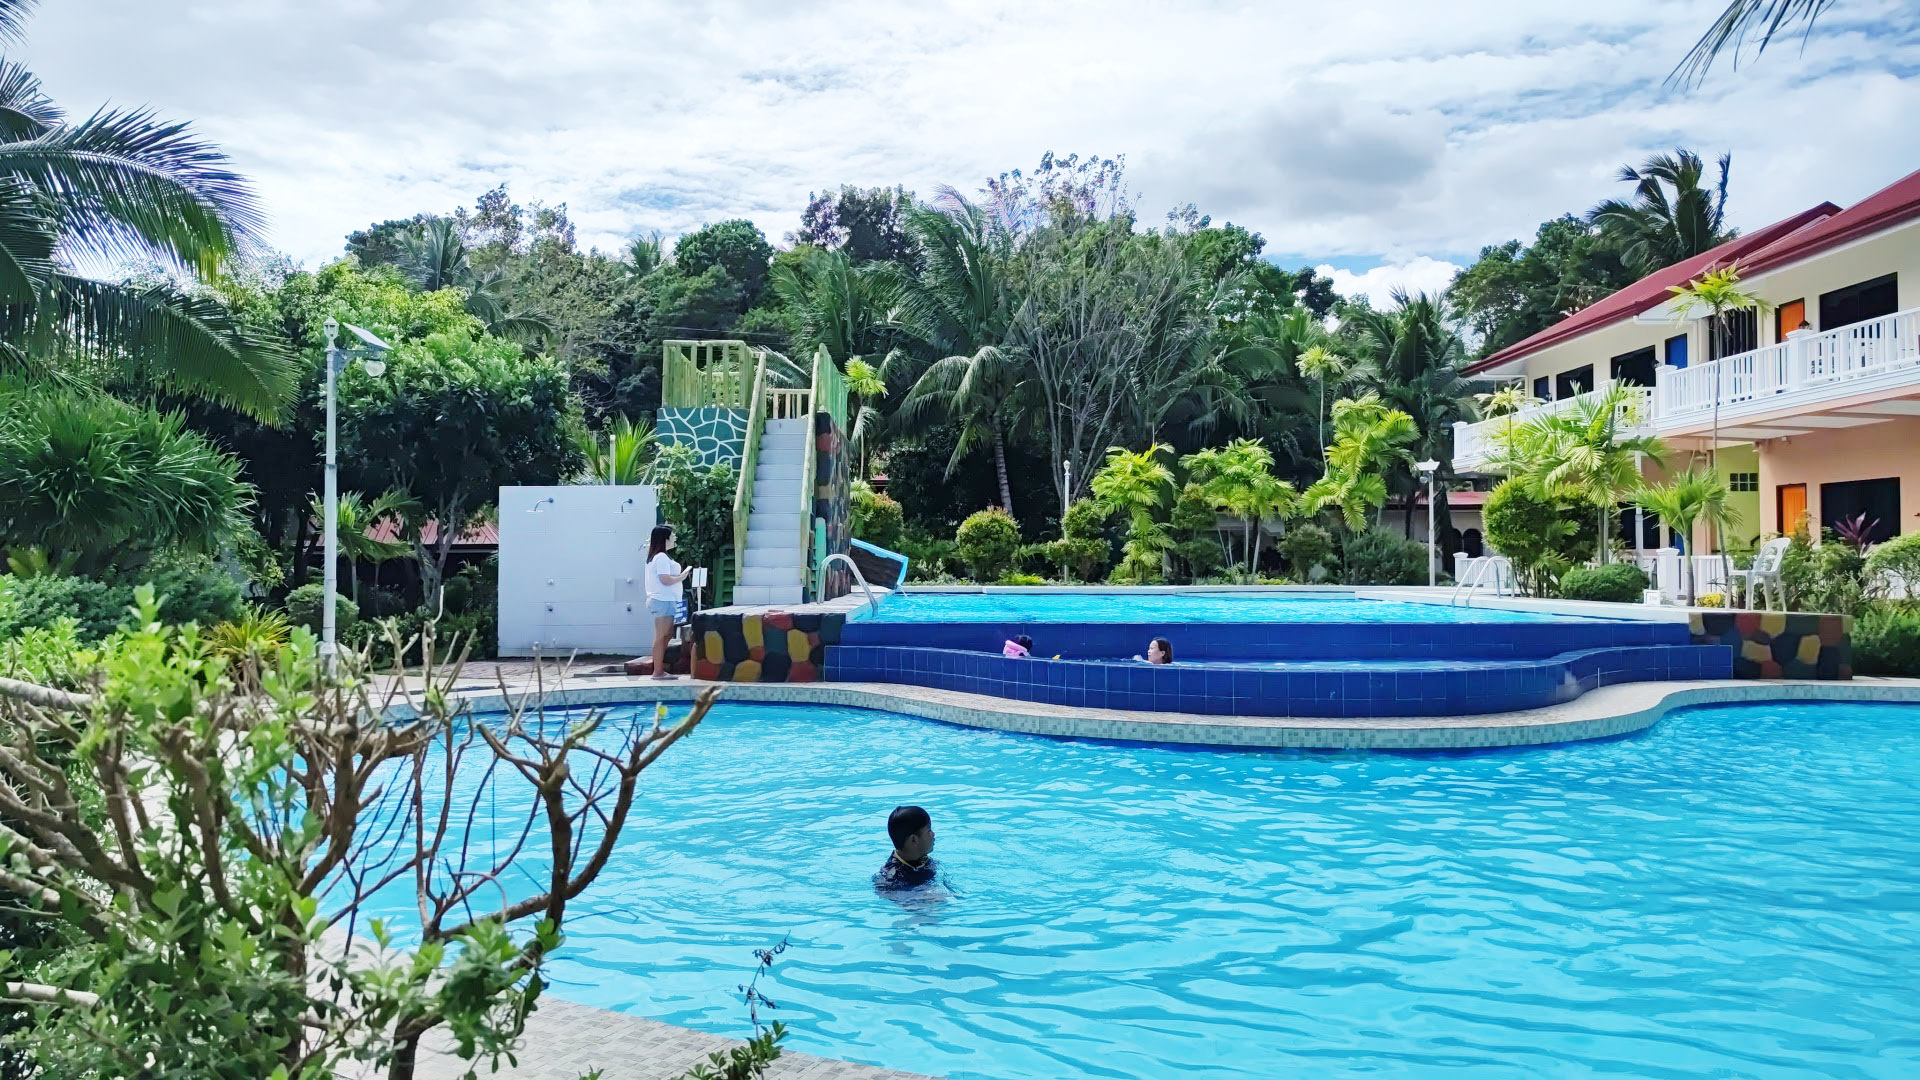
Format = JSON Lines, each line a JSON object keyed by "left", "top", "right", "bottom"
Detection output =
{"left": 836, "top": 618, "right": 1690, "bottom": 660}
{"left": 824, "top": 644, "right": 1734, "bottom": 717}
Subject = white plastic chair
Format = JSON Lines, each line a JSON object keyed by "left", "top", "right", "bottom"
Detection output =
{"left": 1729, "top": 537, "right": 1791, "bottom": 610}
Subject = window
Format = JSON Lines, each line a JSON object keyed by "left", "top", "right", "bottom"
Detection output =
{"left": 1819, "top": 273, "right": 1898, "bottom": 331}
{"left": 1664, "top": 333, "right": 1688, "bottom": 370}
{"left": 1532, "top": 375, "right": 1549, "bottom": 401}
{"left": 1729, "top": 472, "right": 1758, "bottom": 492}
{"left": 1711, "top": 309, "right": 1758, "bottom": 359}
{"left": 1610, "top": 346, "right": 1657, "bottom": 387}
{"left": 1820, "top": 477, "right": 1900, "bottom": 544}
{"left": 1554, "top": 364, "right": 1593, "bottom": 400}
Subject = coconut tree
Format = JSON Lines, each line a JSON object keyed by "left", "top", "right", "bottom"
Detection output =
{"left": 1673, "top": 1, "right": 1836, "bottom": 87}
{"left": 1091, "top": 443, "right": 1175, "bottom": 583}
{"left": 844, "top": 356, "right": 887, "bottom": 477}
{"left": 1636, "top": 463, "right": 1741, "bottom": 603}
{"left": 1494, "top": 382, "right": 1666, "bottom": 564}
{"left": 1303, "top": 394, "right": 1420, "bottom": 532}
{"left": 1351, "top": 291, "right": 1475, "bottom": 538}
{"left": 1587, "top": 150, "right": 1735, "bottom": 276}
{"left": 0, "top": 7, "right": 294, "bottom": 419}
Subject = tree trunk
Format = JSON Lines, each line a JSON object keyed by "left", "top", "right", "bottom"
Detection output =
{"left": 291, "top": 513, "right": 312, "bottom": 587}
{"left": 1597, "top": 505, "right": 1609, "bottom": 565}
{"left": 993, "top": 430, "right": 1014, "bottom": 519}
{"left": 387, "top": 1028, "right": 421, "bottom": 1080}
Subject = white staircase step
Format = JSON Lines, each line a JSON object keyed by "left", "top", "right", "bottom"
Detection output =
{"left": 748, "top": 511, "right": 803, "bottom": 534}
{"left": 760, "top": 433, "right": 807, "bottom": 452}
{"left": 745, "top": 530, "right": 803, "bottom": 552}
{"left": 753, "top": 480, "right": 799, "bottom": 501}
{"left": 764, "top": 418, "right": 809, "bottom": 435}
{"left": 730, "top": 584, "right": 804, "bottom": 607}
{"left": 739, "top": 565, "right": 805, "bottom": 587}
{"left": 742, "top": 545, "right": 804, "bottom": 568}
{"left": 756, "top": 459, "right": 803, "bottom": 481}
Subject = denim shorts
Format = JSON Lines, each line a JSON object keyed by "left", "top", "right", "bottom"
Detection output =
{"left": 647, "top": 597, "right": 679, "bottom": 619}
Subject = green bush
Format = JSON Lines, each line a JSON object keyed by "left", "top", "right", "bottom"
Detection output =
{"left": 1782, "top": 532, "right": 1868, "bottom": 614}
{"left": 1278, "top": 522, "right": 1335, "bottom": 583}
{"left": 1169, "top": 484, "right": 1227, "bottom": 583}
{"left": 1037, "top": 537, "right": 1109, "bottom": 582}
{"left": 1853, "top": 603, "right": 1920, "bottom": 676}
{"left": 1340, "top": 528, "right": 1428, "bottom": 586}
{"left": 851, "top": 484, "right": 906, "bottom": 550}
{"left": 1866, "top": 533, "right": 1920, "bottom": 599}
{"left": 284, "top": 582, "right": 359, "bottom": 637}
{"left": 997, "top": 572, "right": 1047, "bottom": 586}
{"left": 1061, "top": 498, "right": 1111, "bottom": 541}
{"left": 357, "top": 585, "right": 410, "bottom": 619}
{"left": 1482, "top": 480, "right": 1584, "bottom": 596}
{"left": 1557, "top": 563, "right": 1650, "bottom": 603}
{"left": 955, "top": 509, "right": 1022, "bottom": 582}
{"left": 0, "top": 574, "right": 132, "bottom": 641}
{"left": 141, "top": 556, "right": 244, "bottom": 628}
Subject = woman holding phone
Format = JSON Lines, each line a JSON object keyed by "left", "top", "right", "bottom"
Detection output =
{"left": 646, "top": 524, "right": 693, "bottom": 679}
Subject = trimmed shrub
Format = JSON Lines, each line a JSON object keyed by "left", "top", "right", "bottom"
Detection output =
{"left": 955, "top": 509, "right": 1022, "bottom": 582}
{"left": 851, "top": 485, "right": 906, "bottom": 550}
{"left": 357, "top": 585, "right": 410, "bottom": 619}
{"left": 1482, "top": 480, "right": 1589, "bottom": 596}
{"left": 1853, "top": 603, "right": 1920, "bottom": 676}
{"left": 1341, "top": 528, "right": 1428, "bottom": 586}
{"left": 1696, "top": 592, "right": 1726, "bottom": 608}
{"left": 997, "top": 572, "right": 1047, "bottom": 586}
{"left": 0, "top": 574, "right": 131, "bottom": 641}
{"left": 1782, "top": 532, "right": 1868, "bottom": 614}
{"left": 284, "top": 582, "right": 359, "bottom": 638}
{"left": 1278, "top": 523, "right": 1335, "bottom": 583}
{"left": 1169, "top": 484, "right": 1227, "bottom": 583}
{"left": 1865, "top": 533, "right": 1920, "bottom": 599}
{"left": 1558, "top": 563, "right": 1649, "bottom": 604}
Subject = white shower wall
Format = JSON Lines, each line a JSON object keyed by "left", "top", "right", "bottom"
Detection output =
{"left": 497, "top": 485, "right": 658, "bottom": 656}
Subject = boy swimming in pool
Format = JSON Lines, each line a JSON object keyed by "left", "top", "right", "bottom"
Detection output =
{"left": 873, "top": 804, "right": 939, "bottom": 891}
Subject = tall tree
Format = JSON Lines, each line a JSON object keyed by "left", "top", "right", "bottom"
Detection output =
{"left": 1587, "top": 150, "right": 1735, "bottom": 277}
{"left": 1303, "top": 393, "right": 1419, "bottom": 532}
{"left": 790, "top": 184, "right": 918, "bottom": 265}
{"left": 1491, "top": 381, "right": 1667, "bottom": 563}
{"left": 1349, "top": 291, "right": 1475, "bottom": 538}
{"left": 672, "top": 219, "right": 774, "bottom": 313}
{"left": 0, "top": 13, "right": 294, "bottom": 420}
{"left": 1447, "top": 215, "right": 1638, "bottom": 358}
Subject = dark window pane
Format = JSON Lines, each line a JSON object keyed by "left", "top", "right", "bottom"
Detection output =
{"left": 1532, "top": 375, "right": 1549, "bottom": 401}
{"left": 1711, "top": 309, "right": 1757, "bottom": 359}
{"left": 1819, "top": 273, "right": 1898, "bottom": 331}
{"left": 1610, "top": 347, "right": 1656, "bottom": 387}
{"left": 1555, "top": 364, "right": 1593, "bottom": 400}
{"left": 1819, "top": 477, "right": 1899, "bottom": 543}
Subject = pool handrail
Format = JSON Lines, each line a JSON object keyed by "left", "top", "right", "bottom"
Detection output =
{"left": 1450, "top": 556, "right": 1513, "bottom": 605}
{"left": 821, "top": 551, "right": 886, "bottom": 615}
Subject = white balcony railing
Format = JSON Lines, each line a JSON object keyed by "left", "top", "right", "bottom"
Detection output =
{"left": 1452, "top": 385, "right": 1654, "bottom": 470}
{"left": 1655, "top": 306, "right": 1920, "bottom": 424}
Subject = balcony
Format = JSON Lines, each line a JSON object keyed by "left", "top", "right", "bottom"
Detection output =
{"left": 1452, "top": 386, "right": 1654, "bottom": 473}
{"left": 1654, "top": 306, "right": 1920, "bottom": 432}
{"left": 1452, "top": 306, "right": 1920, "bottom": 472}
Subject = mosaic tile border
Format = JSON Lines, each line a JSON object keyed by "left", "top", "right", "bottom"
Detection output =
{"left": 435, "top": 675, "right": 1920, "bottom": 752}
{"left": 1689, "top": 610, "right": 1852, "bottom": 680}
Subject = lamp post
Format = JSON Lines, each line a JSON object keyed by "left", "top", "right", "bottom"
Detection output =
{"left": 321, "top": 317, "right": 391, "bottom": 671}
{"left": 1415, "top": 458, "right": 1440, "bottom": 587}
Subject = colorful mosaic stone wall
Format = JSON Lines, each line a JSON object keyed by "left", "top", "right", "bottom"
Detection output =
{"left": 656, "top": 407, "right": 748, "bottom": 467}
{"left": 1690, "top": 611, "right": 1851, "bottom": 679}
{"left": 812, "top": 410, "right": 852, "bottom": 600}
{"left": 692, "top": 608, "right": 848, "bottom": 682}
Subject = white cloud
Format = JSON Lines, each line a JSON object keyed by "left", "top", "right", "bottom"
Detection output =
{"left": 14, "top": 0, "right": 1920, "bottom": 271}
{"left": 1316, "top": 257, "right": 1464, "bottom": 307}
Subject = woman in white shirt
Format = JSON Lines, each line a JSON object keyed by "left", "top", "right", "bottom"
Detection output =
{"left": 646, "top": 524, "right": 692, "bottom": 679}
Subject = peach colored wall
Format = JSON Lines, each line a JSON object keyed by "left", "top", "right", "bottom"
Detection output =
{"left": 1755, "top": 417, "right": 1920, "bottom": 537}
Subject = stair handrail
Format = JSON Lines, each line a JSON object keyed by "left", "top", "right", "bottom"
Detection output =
{"left": 1450, "top": 555, "right": 1512, "bottom": 605}
{"left": 728, "top": 351, "right": 772, "bottom": 604}
{"left": 796, "top": 346, "right": 825, "bottom": 595}
{"left": 821, "top": 552, "right": 884, "bottom": 615}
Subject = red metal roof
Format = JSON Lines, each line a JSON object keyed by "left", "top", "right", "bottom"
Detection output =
{"left": 1737, "top": 167, "right": 1920, "bottom": 277}
{"left": 1465, "top": 202, "right": 1840, "bottom": 375}
{"left": 366, "top": 518, "right": 498, "bottom": 547}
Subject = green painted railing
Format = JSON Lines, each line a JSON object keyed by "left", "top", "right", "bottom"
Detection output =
{"left": 726, "top": 351, "right": 771, "bottom": 604}
{"left": 805, "top": 347, "right": 852, "bottom": 598}
{"left": 661, "top": 340, "right": 756, "bottom": 409}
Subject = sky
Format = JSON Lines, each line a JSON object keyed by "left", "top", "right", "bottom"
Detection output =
{"left": 19, "top": 0, "right": 1920, "bottom": 304}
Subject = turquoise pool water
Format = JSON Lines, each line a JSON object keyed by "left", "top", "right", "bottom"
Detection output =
{"left": 857, "top": 592, "right": 1627, "bottom": 624}
{"left": 364, "top": 701, "right": 1920, "bottom": 1079}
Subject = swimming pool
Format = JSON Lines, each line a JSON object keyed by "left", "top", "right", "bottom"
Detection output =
{"left": 365, "top": 700, "right": 1920, "bottom": 1079}
{"left": 852, "top": 591, "right": 1624, "bottom": 624}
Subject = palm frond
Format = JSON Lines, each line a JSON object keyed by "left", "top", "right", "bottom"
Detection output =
{"left": 0, "top": 174, "right": 57, "bottom": 306}
{"left": 1670, "top": 0, "right": 1834, "bottom": 87}
{"left": 0, "top": 106, "right": 263, "bottom": 272}
{"left": 0, "top": 0, "right": 33, "bottom": 46}
{"left": 0, "top": 59, "right": 61, "bottom": 140}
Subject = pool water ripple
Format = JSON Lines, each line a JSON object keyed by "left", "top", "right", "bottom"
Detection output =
{"left": 362, "top": 701, "right": 1920, "bottom": 1079}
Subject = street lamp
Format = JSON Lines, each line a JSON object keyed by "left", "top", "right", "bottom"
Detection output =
{"left": 1415, "top": 459, "right": 1441, "bottom": 587}
{"left": 321, "top": 317, "right": 392, "bottom": 670}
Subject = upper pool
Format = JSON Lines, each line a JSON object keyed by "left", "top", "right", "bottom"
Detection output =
{"left": 854, "top": 591, "right": 1624, "bottom": 624}
{"left": 362, "top": 699, "right": 1920, "bottom": 1079}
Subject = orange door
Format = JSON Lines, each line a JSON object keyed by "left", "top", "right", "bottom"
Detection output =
{"left": 1777, "top": 299, "right": 1807, "bottom": 339}
{"left": 1777, "top": 484, "right": 1808, "bottom": 536}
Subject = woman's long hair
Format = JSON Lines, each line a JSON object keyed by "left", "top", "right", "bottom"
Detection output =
{"left": 648, "top": 524, "right": 674, "bottom": 560}
{"left": 1150, "top": 637, "right": 1173, "bottom": 663}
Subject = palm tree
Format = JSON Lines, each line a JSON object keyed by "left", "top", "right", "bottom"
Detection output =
{"left": 1666, "top": 263, "right": 1769, "bottom": 491}
{"left": 1636, "top": 463, "right": 1741, "bottom": 603}
{"left": 313, "top": 489, "right": 413, "bottom": 602}
{"left": 1092, "top": 443, "right": 1175, "bottom": 582}
{"left": 626, "top": 230, "right": 666, "bottom": 277}
{"left": 1673, "top": 1, "right": 1835, "bottom": 87}
{"left": 0, "top": 7, "right": 294, "bottom": 419}
{"left": 1494, "top": 382, "right": 1667, "bottom": 564}
{"left": 397, "top": 217, "right": 552, "bottom": 340}
{"left": 574, "top": 413, "right": 657, "bottom": 485}
{"left": 1183, "top": 438, "right": 1296, "bottom": 572}
{"left": 893, "top": 197, "right": 1033, "bottom": 515}
{"left": 1303, "top": 393, "right": 1420, "bottom": 532}
{"left": 1587, "top": 150, "right": 1735, "bottom": 276}
{"left": 1352, "top": 291, "right": 1475, "bottom": 538}
{"left": 1296, "top": 344, "right": 1349, "bottom": 462}
{"left": 844, "top": 357, "right": 887, "bottom": 477}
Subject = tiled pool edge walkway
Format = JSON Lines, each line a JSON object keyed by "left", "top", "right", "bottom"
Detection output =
{"left": 431, "top": 670, "right": 1920, "bottom": 750}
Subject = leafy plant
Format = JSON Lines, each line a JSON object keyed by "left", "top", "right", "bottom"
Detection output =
{"left": 1167, "top": 483, "right": 1228, "bottom": 583}
{"left": 1635, "top": 463, "right": 1741, "bottom": 603}
{"left": 283, "top": 581, "right": 359, "bottom": 638}
{"left": 1696, "top": 591, "right": 1727, "bottom": 608}
{"left": 575, "top": 413, "right": 657, "bottom": 485}
{"left": 1558, "top": 563, "right": 1651, "bottom": 604}
{"left": 997, "top": 572, "right": 1047, "bottom": 586}
{"left": 1780, "top": 531, "right": 1869, "bottom": 615}
{"left": 1491, "top": 381, "right": 1663, "bottom": 563}
{"left": 1182, "top": 438, "right": 1294, "bottom": 573}
{"left": 850, "top": 482, "right": 905, "bottom": 550}
{"left": 1865, "top": 532, "right": 1920, "bottom": 600}
{"left": 1340, "top": 528, "right": 1428, "bottom": 586}
{"left": 206, "top": 604, "right": 292, "bottom": 676}
{"left": 1483, "top": 479, "right": 1583, "bottom": 597}
{"left": 657, "top": 459, "right": 738, "bottom": 584}
{"left": 1278, "top": 522, "right": 1336, "bottom": 583}
{"left": 1092, "top": 444, "right": 1174, "bottom": 584}
{"left": 1303, "top": 394, "right": 1418, "bottom": 531}
{"left": 955, "top": 508, "right": 1022, "bottom": 582}
{"left": 1852, "top": 603, "right": 1920, "bottom": 677}
{"left": 1833, "top": 512, "right": 1880, "bottom": 554}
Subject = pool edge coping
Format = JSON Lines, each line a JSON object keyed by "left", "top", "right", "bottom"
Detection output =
{"left": 431, "top": 673, "right": 1920, "bottom": 751}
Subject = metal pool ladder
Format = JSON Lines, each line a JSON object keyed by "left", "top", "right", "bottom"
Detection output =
{"left": 820, "top": 552, "right": 886, "bottom": 614}
{"left": 1450, "top": 556, "right": 1514, "bottom": 606}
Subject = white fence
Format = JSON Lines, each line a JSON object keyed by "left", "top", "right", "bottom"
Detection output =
{"left": 498, "top": 485, "right": 659, "bottom": 657}
{"left": 1655, "top": 307, "right": 1920, "bottom": 423}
